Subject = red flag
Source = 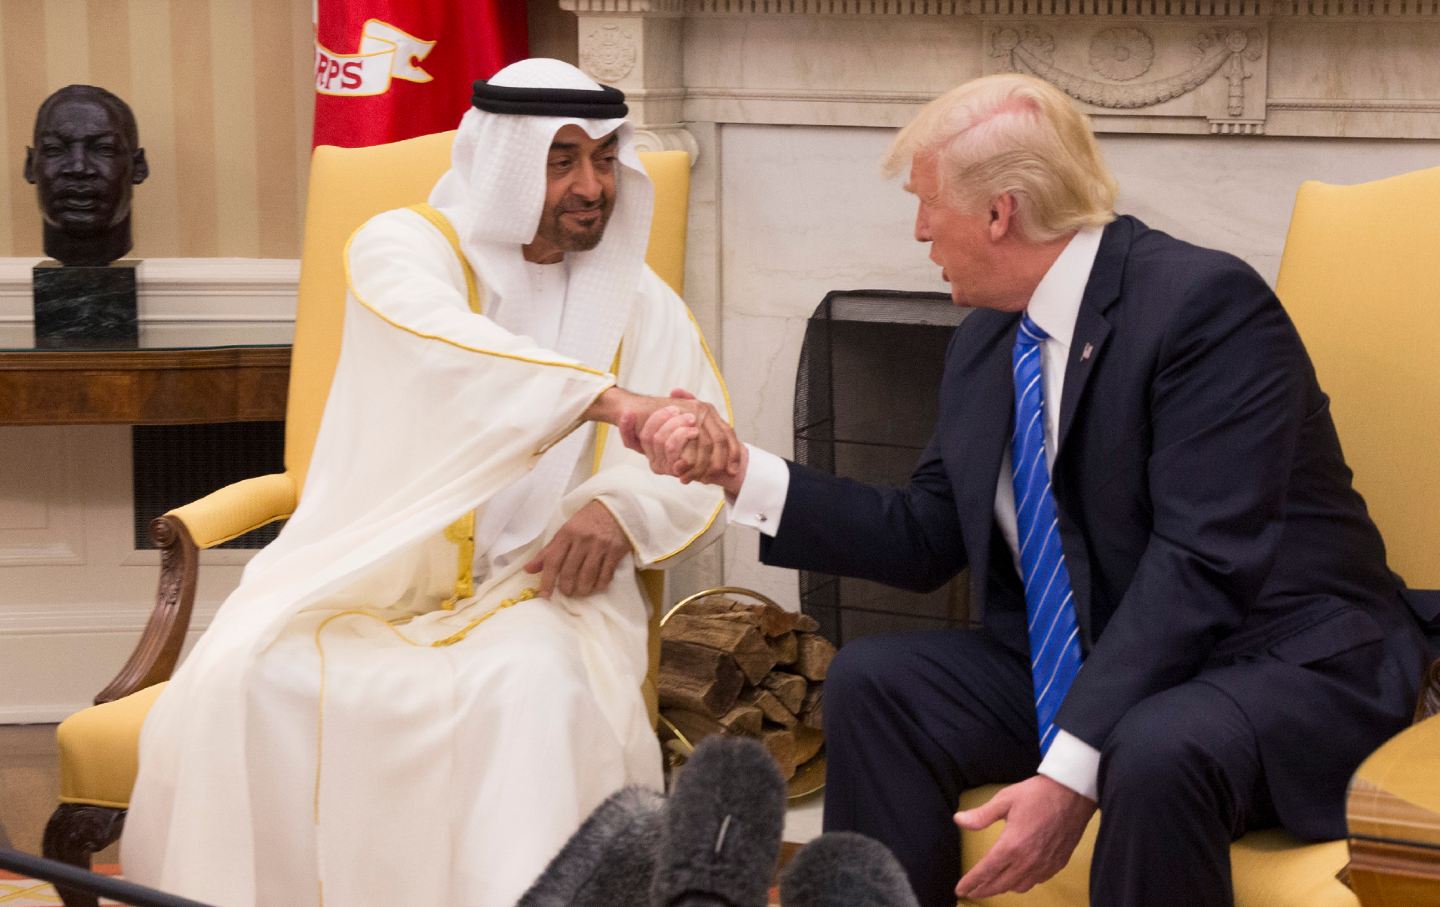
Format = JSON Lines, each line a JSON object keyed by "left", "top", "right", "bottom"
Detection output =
{"left": 312, "top": 1, "right": 528, "bottom": 148}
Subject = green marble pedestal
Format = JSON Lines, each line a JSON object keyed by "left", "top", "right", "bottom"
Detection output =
{"left": 33, "top": 260, "right": 139, "bottom": 349}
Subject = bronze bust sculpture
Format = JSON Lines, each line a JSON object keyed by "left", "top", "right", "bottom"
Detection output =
{"left": 24, "top": 85, "right": 148, "bottom": 267}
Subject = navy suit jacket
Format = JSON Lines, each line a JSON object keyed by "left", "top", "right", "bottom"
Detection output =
{"left": 762, "top": 216, "right": 1430, "bottom": 837}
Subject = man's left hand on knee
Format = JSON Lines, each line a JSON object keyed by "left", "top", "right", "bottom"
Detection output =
{"left": 953, "top": 774, "right": 1095, "bottom": 899}
{"left": 524, "top": 501, "right": 632, "bottom": 598}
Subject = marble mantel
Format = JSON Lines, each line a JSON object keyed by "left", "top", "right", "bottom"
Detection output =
{"left": 563, "top": 0, "right": 1440, "bottom": 140}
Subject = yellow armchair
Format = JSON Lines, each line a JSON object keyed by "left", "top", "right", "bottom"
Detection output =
{"left": 41, "top": 132, "right": 693, "bottom": 906}
{"left": 957, "top": 166, "right": 1440, "bottom": 907}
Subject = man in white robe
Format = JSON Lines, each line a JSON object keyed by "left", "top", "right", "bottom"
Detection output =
{"left": 122, "top": 59, "right": 731, "bottom": 907}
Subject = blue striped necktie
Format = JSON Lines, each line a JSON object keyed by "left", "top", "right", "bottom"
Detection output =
{"left": 1010, "top": 314, "right": 1084, "bottom": 756}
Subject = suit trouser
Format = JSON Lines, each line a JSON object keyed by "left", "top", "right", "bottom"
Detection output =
{"left": 821, "top": 629, "right": 1278, "bottom": 907}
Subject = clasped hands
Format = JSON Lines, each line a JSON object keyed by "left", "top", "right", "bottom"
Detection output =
{"left": 586, "top": 386, "right": 747, "bottom": 495}
{"left": 527, "top": 387, "right": 743, "bottom": 599}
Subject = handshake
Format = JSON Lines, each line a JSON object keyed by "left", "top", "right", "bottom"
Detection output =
{"left": 586, "top": 386, "right": 748, "bottom": 496}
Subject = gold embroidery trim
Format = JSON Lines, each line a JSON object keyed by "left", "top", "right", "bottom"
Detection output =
{"left": 428, "top": 587, "right": 538, "bottom": 647}
{"left": 408, "top": 207, "right": 480, "bottom": 610}
{"left": 592, "top": 342, "right": 625, "bottom": 475}
{"left": 405, "top": 203, "right": 484, "bottom": 314}
{"left": 440, "top": 512, "right": 476, "bottom": 611}
{"left": 341, "top": 227, "right": 609, "bottom": 378}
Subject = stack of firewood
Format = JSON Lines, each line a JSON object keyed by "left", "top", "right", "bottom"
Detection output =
{"left": 658, "top": 594, "right": 836, "bottom": 780}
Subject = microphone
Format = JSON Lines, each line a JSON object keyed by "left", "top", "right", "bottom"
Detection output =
{"left": 778, "top": 832, "right": 919, "bottom": 907}
{"left": 651, "top": 736, "right": 787, "bottom": 907}
{"left": 516, "top": 785, "right": 665, "bottom": 907}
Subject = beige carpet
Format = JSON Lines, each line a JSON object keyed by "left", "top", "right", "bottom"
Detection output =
{"left": 0, "top": 865, "right": 121, "bottom": 907}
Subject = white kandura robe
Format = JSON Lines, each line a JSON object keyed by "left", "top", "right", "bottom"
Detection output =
{"left": 122, "top": 206, "right": 728, "bottom": 907}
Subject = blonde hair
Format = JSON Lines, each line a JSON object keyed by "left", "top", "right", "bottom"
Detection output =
{"left": 884, "top": 74, "right": 1117, "bottom": 243}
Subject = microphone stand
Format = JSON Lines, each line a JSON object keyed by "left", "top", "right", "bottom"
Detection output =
{"left": 0, "top": 848, "right": 213, "bottom": 907}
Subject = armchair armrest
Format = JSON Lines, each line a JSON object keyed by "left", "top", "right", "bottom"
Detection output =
{"left": 1346, "top": 688, "right": 1440, "bottom": 903}
{"left": 93, "top": 472, "right": 298, "bottom": 705}
{"left": 168, "top": 472, "right": 297, "bottom": 549}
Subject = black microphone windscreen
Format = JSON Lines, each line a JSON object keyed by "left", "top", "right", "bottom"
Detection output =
{"left": 779, "top": 832, "right": 920, "bottom": 907}
{"left": 652, "top": 736, "right": 787, "bottom": 907}
{"left": 517, "top": 785, "right": 665, "bottom": 907}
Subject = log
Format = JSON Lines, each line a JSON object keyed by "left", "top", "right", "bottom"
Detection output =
{"left": 662, "top": 708, "right": 725, "bottom": 747}
{"left": 754, "top": 603, "right": 800, "bottom": 637}
{"left": 793, "top": 725, "right": 824, "bottom": 766}
{"left": 711, "top": 610, "right": 762, "bottom": 630}
{"left": 662, "top": 638, "right": 742, "bottom": 685}
{"left": 745, "top": 687, "right": 799, "bottom": 728}
{"left": 799, "top": 685, "right": 824, "bottom": 731}
{"left": 718, "top": 702, "right": 765, "bottom": 737}
{"left": 663, "top": 613, "right": 776, "bottom": 685}
{"left": 769, "top": 631, "right": 798, "bottom": 665}
{"left": 659, "top": 654, "right": 743, "bottom": 717}
{"left": 675, "top": 596, "right": 813, "bottom": 637}
{"left": 795, "top": 633, "right": 836, "bottom": 681}
{"left": 662, "top": 703, "right": 765, "bottom": 748}
{"left": 761, "top": 726, "right": 798, "bottom": 780}
{"left": 762, "top": 671, "right": 808, "bottom": 714}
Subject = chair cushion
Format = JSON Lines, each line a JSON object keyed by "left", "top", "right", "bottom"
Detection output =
{"left": 56, "top": 683, "right": 166, "bottom": 808}
{"left": 957, "top": 784, "right": 1356, "bottom": 907}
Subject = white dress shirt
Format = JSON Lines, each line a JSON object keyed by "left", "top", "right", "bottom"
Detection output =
{"left": 730, "top": 226, "right": 1106, "bottom": 800}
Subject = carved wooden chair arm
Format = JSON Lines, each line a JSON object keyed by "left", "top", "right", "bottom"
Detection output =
{"left": 1415, "top": 656, "right": 1440, "bottom": 724}
{"left": 93, "top": 472, "right": 298, "bottom": 704}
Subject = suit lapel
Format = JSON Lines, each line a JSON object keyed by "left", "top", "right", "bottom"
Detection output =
{"left": 945, "top": 312, "right": 1019, "bottom": 623}
{"left": 954, "top": 312, "right": 1019, "bottom": 526}
{"left": 1056, "top": 217, "right": 1132, "bottom": 457}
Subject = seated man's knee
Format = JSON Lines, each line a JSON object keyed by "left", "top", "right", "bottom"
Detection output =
{"left": 1099, "top": 694, "right": 1233, "bottom": 805}
{"left": 826, "top": 635, "right": 913, "bottom": 717}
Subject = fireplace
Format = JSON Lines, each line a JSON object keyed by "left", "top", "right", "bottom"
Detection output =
{"left": 793, "top": 290, "right": 974, "bottom": 646}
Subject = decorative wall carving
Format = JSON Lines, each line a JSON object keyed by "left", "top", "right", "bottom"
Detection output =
{"left": 982, "top": 20, "right": 1269, "bottom": 132}
{"left": 632, "top": 125, "right": 703, "bottom": 161}
{"left": 1089, "top": 27, "right": 1155, "bottom": 81}
{"left": 581, "top": 23, "right": 640, "bottom": 82}
{"left": 991, "top": 25, "right": 1263, "bottom": 115}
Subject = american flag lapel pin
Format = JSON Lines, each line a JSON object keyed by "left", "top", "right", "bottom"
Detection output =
{"left": 1081, "top": 342, "right": 1094, "bottom": 361}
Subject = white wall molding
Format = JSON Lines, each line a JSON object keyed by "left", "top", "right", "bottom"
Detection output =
{"left": 0, "top": 603, "right": 220, "bottom": 638}
{"left": 0, "top": 257, "right": 299, "bottom": 329}
{"left": 0, "top": 602, "right": 221, "bottom": 723}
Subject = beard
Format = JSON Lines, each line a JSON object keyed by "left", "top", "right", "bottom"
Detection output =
{"left": 536, "top": 194, "right": 614, "bottom": 253}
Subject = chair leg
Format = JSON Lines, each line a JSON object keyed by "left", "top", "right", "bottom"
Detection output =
{"left": 41, "top": 804, "right": 126, "bottom": 907}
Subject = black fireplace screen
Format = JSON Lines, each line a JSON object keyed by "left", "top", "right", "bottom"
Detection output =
{"left": 793, "top": 290, "right": 973, "bottom": 646}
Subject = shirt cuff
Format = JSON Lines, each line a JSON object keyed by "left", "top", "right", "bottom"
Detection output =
{"left": 727, "top": 444, "right": 788, "bottom": 537}
{"left": 1037, "top": 730, "right": 1100, "bottom": 801}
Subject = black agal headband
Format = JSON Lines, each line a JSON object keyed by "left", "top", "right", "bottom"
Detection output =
{"left": 471, "top": 79, "right": 628, "bottom": 119}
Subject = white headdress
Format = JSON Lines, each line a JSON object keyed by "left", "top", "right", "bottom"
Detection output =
{"left": 428, "top": 58, "right": 655, "bottom": 565}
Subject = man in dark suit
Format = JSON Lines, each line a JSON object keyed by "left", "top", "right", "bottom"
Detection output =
{"left": 622, "top": 73, "right": 1432, "bottom": 907}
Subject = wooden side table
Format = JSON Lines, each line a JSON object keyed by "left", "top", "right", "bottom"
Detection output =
{"left": 0, "top": 343, "right": 289, "bottom": 426}
{"left": 1347, "top": 710, "right": 1440, "bottom": 905}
